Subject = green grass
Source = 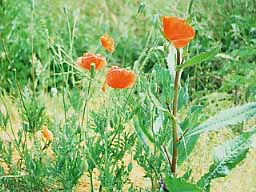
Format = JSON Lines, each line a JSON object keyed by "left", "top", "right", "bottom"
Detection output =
{"left": 0, "top": 0, "right": 256, "bottom": 191}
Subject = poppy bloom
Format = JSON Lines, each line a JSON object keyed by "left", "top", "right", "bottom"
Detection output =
{"left": 100, "top": 34, "right": 115, "bottom": 53}
{"left": 162, "top": 16, "right": 195, "bottom": 48}
{"left": 41, "top": 127, "right": 53, "bottom": 142}
{"left": 76, "top": 53, "right": 106, "bottom": 70}
{"left": 102, "top": 66, "right": 136, "bottom": 91}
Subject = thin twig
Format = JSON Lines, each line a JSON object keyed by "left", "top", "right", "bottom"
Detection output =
{"left": 177, "top": 128, "right": 189, "bottom": 142}
{"left": 162, "top": 146, "right": 172, "bottom": 170}
{"left": 0, "top": 174, "right": 29, "bottom": 179}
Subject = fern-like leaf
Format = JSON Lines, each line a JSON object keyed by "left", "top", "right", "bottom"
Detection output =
{"left": 186, "top": 102, "right": 256, "bottom": 137}
{"left": 197, "top": 129, "right": 256, "bottom": 191}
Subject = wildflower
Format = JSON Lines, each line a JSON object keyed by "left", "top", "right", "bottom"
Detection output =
{"left": 102, "top": 66, "right": 136, "bottom": 91}
{"left": 41, "top": 127, "right": 53, "bottom": 142}
{"left": 100, "top": 34, "right": 115, "bottom": 53}
{"left": 162, "top": 16, "right": 195, "bottom": 48}
{"left": 76, "top": 53, "right": 106, "bottom": 70}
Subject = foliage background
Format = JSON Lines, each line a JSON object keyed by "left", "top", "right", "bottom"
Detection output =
{"left": 0, "top": 0, "right": 256, "bottom": 191}
{"left": 1, "top": 0, "right": 256, "bottom": 99}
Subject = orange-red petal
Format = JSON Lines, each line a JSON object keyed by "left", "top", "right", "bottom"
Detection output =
{"left": 100, "top": 34, "right": 115, "bottom": 53}
{"left": 162, "top": 16, "right": 195, "bottom": 48}
{"left": 41, "top": 127, "right": 53, "bottom": 142}
{"left": 105, "top": 66, "right": 136, "bottom": 89}
{"left": 76, "top": 53, "right": 106, "bottom": 70}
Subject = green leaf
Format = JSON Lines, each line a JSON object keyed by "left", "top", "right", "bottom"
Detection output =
{"left": 147, "top": 88, "right": 168, "bottom": 112}
{"left": 186, "top": 102, "right": 256, "bottom": 137}
{"left": 198, "top": 130, "right": 256, "bottom": 191}
{"left": 177, "top": 134, "right": 199, "bottom": 166}
{"left": 133, "top": 117, "right": 154, "bottom": 145}
{"left": 182, "top": 168, "right": 192, "bottom": 180}
{"left": 230, "top": 46, "right": 256, "bottom": 59}
{"left": 153, "top": 113, "right": 164, "bottom": 134}
{"left": 178, "top": 77, "right": 189, "bottom": 111}
{"left": 177, "top": 105, "right": 203, "bottom": 165}
{"left": 165, "top": 177, "right": 202, "bottom": 192}
{"left": 128, "top": 162, "right": 133, "bottom": 172}
{"left": 176, "top": 47, "right": 220, "bottom": 70}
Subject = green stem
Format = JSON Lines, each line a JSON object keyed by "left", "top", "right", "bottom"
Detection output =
{"left": 81, "top": 78, "right": 92, "bottom": 127}
{"left": 89, "top": 171, "right": 94, "bottom": 192}
{"left": 187, "top": 0, "right": 194, "bottom": 15}
{"left": 62, "top": 87, "right": 67, "bottom": 121}
{"left": 171, "top": 49, "right": 181, "bottom": 174}
{"left": 0, "top": 32, "right": 12, "bottom": 66}
{"left": 31, "top": 0, "right": 36, "bottom": 96}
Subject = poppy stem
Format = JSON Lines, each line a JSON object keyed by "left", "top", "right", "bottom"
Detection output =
{"left": 188, "top": 0, "right": 195, "bottom": 15}
{"left": 81, "top": 65, "right": 94, "bottom": 128}
{"left": 171, "top": 48, "right": 181, "bottom": 174}
{"left": 81, "top": 79, "right": 92, "bottom": 127}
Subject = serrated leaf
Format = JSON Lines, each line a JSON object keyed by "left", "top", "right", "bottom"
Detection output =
{"left": 176, "top": 47, "right": 219, "bottom": 70}
{"left": 198, "top": 130, "right": 256, "bottom": 191}
{"left": 165, "top": 177, "right": 202, "bottom": 192}
{"left": 186, "top": 102, "right": 256, "bottom": 137}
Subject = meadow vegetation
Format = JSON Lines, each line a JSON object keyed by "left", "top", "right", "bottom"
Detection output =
{"left": 0, "top": 0, "right": 256, "bottom": 191}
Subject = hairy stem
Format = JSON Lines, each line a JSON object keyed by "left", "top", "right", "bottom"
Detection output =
{"left": 171, "top": 48, "right": 181, "bottom": 174}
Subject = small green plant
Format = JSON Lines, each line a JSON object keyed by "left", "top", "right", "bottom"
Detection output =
{"left": 133, "top": 14, "right": 256, "bottom": 192}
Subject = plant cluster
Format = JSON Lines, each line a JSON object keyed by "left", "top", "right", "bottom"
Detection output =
{"left": 0, "top": 1, "right": 256, "bottom": 192}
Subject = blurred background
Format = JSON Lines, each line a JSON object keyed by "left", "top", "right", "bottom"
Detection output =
{"left": 1, "top": 0, "right": 255, "bottom": 102}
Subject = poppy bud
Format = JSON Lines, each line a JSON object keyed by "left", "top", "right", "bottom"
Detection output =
{"left": 41, "top": 127, "right": 53, "bottom": 142}
{"left": 100, "top": 34, "right": 115, "bottom": 53}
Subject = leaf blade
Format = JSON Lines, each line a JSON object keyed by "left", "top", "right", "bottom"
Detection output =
{"left": 177, "top": 47, "right": 220, "bottom": 70}
{"left": 165, "top": 177, "right": 202, "bottom": 192}
{"left": 198, "top": 130, "right": 256, "bottom": 191}
{"left": 186, "top": 102, "right": 256, "bottom": 137}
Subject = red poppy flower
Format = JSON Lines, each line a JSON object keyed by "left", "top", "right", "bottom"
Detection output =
{"left": 76, "top": 53, "right": 106, "bottom": 70}
{"left": 162, "top": 16, "right": 195, "bottom": 48}
{"left": 41, "top": 127, "right": 53, "bottom": 142}
{"left": 100, "top": 34, "right": 115, "bottom": 53}
{"left": 102, "top": 66, "right": 136, "bottom": 91}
